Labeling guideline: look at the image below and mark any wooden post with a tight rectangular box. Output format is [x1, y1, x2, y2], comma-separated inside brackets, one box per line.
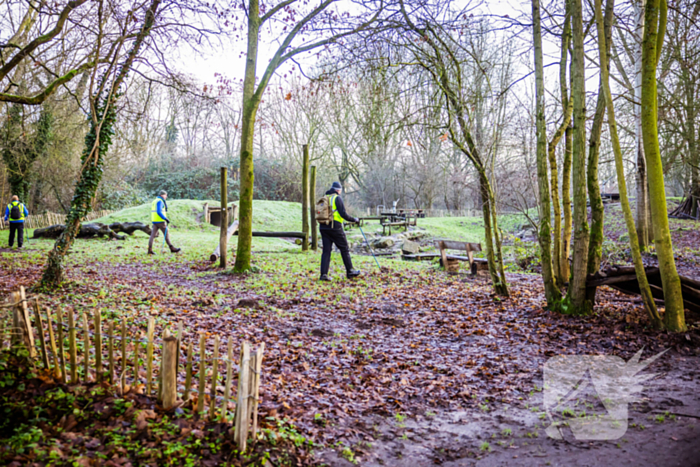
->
[197, 333, 206, 414]
[68, 311, 77, 383]
[94, 311, 102, 382]
[234, 342, 251, 450]
[32, 299, 50, 369]
[184, 341, 193, 402]
[223, 340, 234, 422]
[310, 165, 318, 251]
[18, 287, 36, 357]
[133, 338, 140, 389]
[301, 144, 310, 251]
[249, 343, 265, 440]
[46, 307, 60, 378]
[210, 220, 239, 262]
[146, 317, 155, 395]
[121, 318, 127, 392]
[57, 308, 67, 383]
[208, 335, 220, 421]
[82, 313, 90, 382]
[161, 335, 178, 410]
[108, 320, 115, 384]
[220, 167, 228, 268]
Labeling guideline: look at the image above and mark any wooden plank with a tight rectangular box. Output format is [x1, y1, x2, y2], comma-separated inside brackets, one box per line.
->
[208, 335, 220, 421]
[121, 318, 127, 392]
[234, 342, 251, 451]
[438, 241, 449, 269]
[33, 299, 50, 369]
[18, 287, 36, 357]
[133, 337, 140, 389]
[434, 240, 482, 252]
[250, 343, 265, 440]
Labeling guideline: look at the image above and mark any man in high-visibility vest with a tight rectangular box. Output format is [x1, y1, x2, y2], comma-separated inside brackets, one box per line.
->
[4, 195, 29, 249]
[319, 182, 361, 281]
[148, 190, 181, 255]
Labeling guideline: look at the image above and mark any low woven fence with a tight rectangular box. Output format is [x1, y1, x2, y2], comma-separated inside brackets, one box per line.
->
[0, 210, 113, 231]
[2, 286, 264, 451]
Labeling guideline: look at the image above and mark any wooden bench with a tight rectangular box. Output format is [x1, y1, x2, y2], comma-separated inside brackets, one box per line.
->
[435, 240, 487, 275]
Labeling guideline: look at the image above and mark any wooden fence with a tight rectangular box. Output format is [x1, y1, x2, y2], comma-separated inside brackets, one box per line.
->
[2, 287, 264, 451]
[0, 210, 113, 231]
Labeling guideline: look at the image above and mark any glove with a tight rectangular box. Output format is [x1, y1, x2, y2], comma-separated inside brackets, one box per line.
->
[354, 217, 360, 224]
[166, 219, 170, 225]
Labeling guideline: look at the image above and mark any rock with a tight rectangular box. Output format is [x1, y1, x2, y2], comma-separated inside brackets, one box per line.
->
[237, 298, 259, 309]
[407, 231, 429, 241]
[402, 239, 420, 255]
[373, 237, 395, 249]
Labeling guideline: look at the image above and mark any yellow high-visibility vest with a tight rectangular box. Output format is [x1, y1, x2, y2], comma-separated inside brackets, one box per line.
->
[151, 197, 166, 223]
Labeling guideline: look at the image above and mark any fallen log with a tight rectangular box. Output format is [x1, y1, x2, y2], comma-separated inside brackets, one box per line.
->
[587, 266, 700, 314]
[234, 231, 306, 239]
[108, 222, 152, 236]
[32, 223, 128, 240]
[210, 221, 239, 262]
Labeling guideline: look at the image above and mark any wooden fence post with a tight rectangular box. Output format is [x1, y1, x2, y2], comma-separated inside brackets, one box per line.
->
[184, 341, 193, 402]
[197, 333, 206, 414]
[222, 340, 233, 422]
[220, 167, 228, 268]
[310, 165, 318, 251]
[249, 343, 265, 440]
[121, 318, 127, 392]
[234, 342, 251, 451]
[94, 311, 102, 382]
[68, 311, 77, 383]
[82, 313, 90, 382]
[161, 335, 178, 410]
[32, 299, 49, 368]
[108, 320, 115, 384]
[133, 338, 140, 389]
[301, 144, 310, 251]
[46, 307, 60, 378]
[15, 288, 36, 357]
[146, 317, 155, 395]
[208, 335, 220, 421]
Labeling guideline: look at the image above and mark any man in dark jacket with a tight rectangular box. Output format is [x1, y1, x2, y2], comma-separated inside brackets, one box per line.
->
[319, 182, 361, 281]
[4, 195, 29, 249]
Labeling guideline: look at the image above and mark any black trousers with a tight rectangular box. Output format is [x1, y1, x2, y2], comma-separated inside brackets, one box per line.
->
[320, 227, 354, 276]
[9, 222, 24, 247]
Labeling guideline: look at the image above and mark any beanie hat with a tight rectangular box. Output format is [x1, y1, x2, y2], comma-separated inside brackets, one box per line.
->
[331, 181, 342, 191]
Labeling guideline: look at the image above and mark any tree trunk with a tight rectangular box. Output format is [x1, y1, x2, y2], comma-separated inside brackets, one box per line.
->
[635, 0, 651, 250]
[641, 0, 686, 331]
[593, 0, 663, 329]
[40, 0, 162, 287]
[532, 0, 561, 306]
[233, 0, 261, 273]
[310, 165, 318, 250]
[565, 0, 592, 314]
[301, 144, 309, 251]
[219, 167, 228, 268]
[587, 0, 614, 302]
[479, 172, 509, 296]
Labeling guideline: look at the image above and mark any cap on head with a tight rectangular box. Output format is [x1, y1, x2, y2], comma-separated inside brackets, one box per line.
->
[11, 195, 19, 201]
[331, 181, 342, 192]
[159, 190, 167, 197]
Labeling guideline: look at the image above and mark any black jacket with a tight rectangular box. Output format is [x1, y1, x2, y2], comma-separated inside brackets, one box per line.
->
[320, 189, 357, 230]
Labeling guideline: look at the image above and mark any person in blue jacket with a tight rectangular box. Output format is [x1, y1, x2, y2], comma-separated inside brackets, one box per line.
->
[148, 190, 181, 254]
[4, 195, 29, 249]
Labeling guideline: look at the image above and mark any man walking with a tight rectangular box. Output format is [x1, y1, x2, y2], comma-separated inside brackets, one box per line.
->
[4, 195, 29, 249]
[148, 190, 181, 255]
[319, 182, 361, 281]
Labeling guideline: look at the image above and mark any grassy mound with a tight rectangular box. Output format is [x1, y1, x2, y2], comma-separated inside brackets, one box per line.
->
[93, 199, 305, 232]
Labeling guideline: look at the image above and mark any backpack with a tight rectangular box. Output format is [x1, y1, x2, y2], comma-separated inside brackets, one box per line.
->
[315, 195, 336, 225]
[9, 203, 21, 220]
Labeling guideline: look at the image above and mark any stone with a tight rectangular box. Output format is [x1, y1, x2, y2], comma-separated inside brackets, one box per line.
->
[373, 237, 395, 249]
[402, 239, 420, 255]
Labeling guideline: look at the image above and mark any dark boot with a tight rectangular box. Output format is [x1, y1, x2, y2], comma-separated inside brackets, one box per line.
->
[170, 246, 181, 253]
[147, 249, 155, 255]
[319, 275, 332, 282]
[347, 269, 361, 279]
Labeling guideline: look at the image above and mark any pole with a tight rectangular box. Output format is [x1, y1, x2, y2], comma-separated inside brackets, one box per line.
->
[220, 167, 228, 268]
[301, 144, 310, 251]
[310, 165, 318, 250]
[358, 225, 381, 269]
